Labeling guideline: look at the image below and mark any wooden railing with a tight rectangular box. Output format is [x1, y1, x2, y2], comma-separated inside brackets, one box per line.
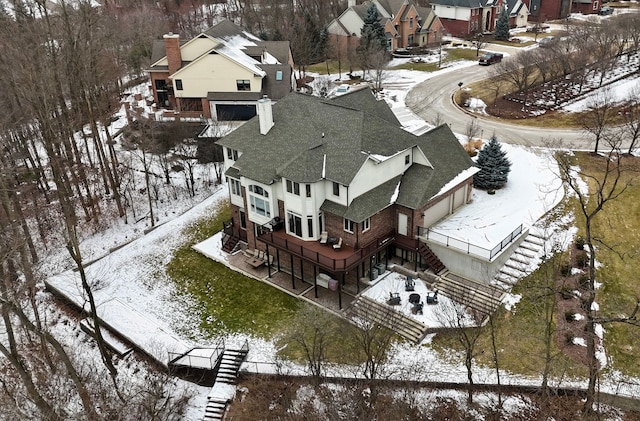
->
[258, 230, 396, 272]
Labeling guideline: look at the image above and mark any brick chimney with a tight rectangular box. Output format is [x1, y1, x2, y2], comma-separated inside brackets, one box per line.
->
[163, 33, 182, 75]
[257, 96, 274, 135]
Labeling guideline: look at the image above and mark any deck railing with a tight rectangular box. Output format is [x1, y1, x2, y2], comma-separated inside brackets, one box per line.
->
[258, 229, 395, 272]
[167, 338, 225, 370]
[417, 224, 524, 261]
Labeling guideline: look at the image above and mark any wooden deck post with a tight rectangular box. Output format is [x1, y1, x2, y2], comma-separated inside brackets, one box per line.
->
[276, 248, 281, 271]
[266, 245, 272, 278]
[356, 266, 360, 293]
[339, 273, 344, 309]
[290, 254, 295, 289]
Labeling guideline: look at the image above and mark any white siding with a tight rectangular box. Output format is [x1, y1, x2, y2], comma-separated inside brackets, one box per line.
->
[171, 54, 263, 98]
[433, 4, 471, 21]
[423, 198, 450, 227]
[349, 152, 408, 203]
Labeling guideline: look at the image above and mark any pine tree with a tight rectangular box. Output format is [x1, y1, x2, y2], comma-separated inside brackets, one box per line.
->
[360, 4, 387, 52]
[473, 136, 511, 190]
[494, 9, 510, 41]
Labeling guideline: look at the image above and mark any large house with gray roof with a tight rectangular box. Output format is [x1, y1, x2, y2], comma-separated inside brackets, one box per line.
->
[217, 88, 483, 307]
[147, 20, 295, 121]
[431, 0, 528, 37]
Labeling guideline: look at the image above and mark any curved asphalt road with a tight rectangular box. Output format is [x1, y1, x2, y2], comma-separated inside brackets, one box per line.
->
[404, 49, 594, 150]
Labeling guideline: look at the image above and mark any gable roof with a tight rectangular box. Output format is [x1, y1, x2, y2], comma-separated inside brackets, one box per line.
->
[149, 20, 290, 79]
[431, 0, 485, 7]
[218, 89, 476, 221]
[218, 89, 417, 186]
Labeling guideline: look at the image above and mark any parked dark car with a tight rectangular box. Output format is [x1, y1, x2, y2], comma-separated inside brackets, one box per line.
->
[598, 5, 613, 15]
[478, 52, 504, 65]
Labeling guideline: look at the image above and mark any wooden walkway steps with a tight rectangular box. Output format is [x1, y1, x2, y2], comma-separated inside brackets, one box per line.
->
[346, 296, 428, 344]
[418, 242, 446, 274]
[435, 273, 506, 316]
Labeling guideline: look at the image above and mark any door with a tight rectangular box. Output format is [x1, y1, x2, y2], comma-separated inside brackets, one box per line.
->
[398, 213, 408, 236]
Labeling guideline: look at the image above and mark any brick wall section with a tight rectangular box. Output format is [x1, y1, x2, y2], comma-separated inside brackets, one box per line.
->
[359, 207, 395, 247]
[163, 34, 182, 75]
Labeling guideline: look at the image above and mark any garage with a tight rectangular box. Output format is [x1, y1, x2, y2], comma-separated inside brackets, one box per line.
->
[215, 104, 257, 121]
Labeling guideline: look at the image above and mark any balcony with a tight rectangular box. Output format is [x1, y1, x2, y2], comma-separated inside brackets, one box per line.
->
[257, 229, 397, 273]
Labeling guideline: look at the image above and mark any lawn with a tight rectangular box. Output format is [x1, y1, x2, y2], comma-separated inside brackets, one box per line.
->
[166, 200, 302, 340]
[572, 152, 640, 377]
[165, 200, 374, 364]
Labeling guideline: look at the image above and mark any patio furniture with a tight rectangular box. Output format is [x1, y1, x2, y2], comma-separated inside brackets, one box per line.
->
[412, 302, 424, 315]
[408, 293, 421, 304]
[405, 277, 415, 291]
[319, 231, 328, 245]
[426, 289, 439, 304]
[332, 237, 343, 250]
[387, 292, 401, 306]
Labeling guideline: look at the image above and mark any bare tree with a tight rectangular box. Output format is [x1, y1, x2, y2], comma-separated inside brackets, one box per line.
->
[555, 137, 639, 415]
[578, 87, 616, 154]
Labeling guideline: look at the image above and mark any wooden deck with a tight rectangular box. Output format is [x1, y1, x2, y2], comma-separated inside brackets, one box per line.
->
[258, 229, 395, 273]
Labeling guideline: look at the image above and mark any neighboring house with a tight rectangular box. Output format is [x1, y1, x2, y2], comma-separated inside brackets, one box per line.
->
[217, 88, 515, 308]
[525, 0, 596, 22]
[327, 0, 445, 55]
[430, 0, 526, 38]
[147, 19, 295, 121]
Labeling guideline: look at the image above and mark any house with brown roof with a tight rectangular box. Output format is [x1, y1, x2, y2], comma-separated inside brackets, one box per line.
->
[147, 20, 295, 121]
[215, 88, 532, 310]
[327, 0, 445, 55]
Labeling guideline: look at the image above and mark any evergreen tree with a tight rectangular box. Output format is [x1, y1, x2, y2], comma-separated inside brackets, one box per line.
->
[494, 9, 510, 41]
[360, 4, 387, 52]
[473, 136, 511, 190]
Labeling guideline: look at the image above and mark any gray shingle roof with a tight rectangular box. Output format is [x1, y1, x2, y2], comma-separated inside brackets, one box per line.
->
[321, 175, 403, 222]
[218, 89, 475, 220]
[432, 0, 484, 7]
[218, 89, 417, 185]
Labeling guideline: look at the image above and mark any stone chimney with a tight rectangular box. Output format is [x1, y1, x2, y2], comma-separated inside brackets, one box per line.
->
[163, 33, 182, 75]
[257, 96, 274, 135]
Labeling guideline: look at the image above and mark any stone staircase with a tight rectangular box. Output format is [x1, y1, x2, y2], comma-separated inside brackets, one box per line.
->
[435, 272, 507, 316]
[203, 345, 249, 421]
[347, 296, 428, 344]
[494, 231, 546, 287]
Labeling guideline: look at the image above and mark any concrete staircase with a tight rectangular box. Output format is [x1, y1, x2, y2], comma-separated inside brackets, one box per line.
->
[347, 296, 428, 344]
[494, 231, 546, 287]
[202, 346, 249, 421]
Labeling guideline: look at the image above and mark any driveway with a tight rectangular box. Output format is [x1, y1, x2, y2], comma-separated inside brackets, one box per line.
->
[404, 48, 626, 150]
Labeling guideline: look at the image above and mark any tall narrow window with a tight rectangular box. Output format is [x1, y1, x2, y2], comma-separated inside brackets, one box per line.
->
[287, 212, 303, 237]
[229, 178, 241, 196]
[286, 180, 300, 195]
[175, 79, 183, 90]
[306, 184, 311, 198]
[363, 218, 371, 232]
[343, 218, 355, 233]
[275, 70, 283, 81]
[239, 209, 246, 229]
[333, 182, 340, 197]
[307, 216, 314, 238]
[226, 148, 238, 160]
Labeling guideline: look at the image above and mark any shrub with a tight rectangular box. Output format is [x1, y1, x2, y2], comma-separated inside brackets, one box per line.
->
[560, 264, 571, 277]
[565, 333, 575, 345]
[575, 236, 585, 250]
[565, 309, 577, 322]
[578, 274, 590, 290]
[575, 251, 588, 268]
[560, 287, 574, 300]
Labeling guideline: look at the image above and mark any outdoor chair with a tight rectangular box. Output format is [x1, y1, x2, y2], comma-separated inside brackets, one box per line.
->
[412, 302, 424, 315]
[426, 289, 439, 305]
[405, 276, 415, 291]
[332, 237, 343, 250]
[319, 231, 328, 245]
[387, 292, 401, 306]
